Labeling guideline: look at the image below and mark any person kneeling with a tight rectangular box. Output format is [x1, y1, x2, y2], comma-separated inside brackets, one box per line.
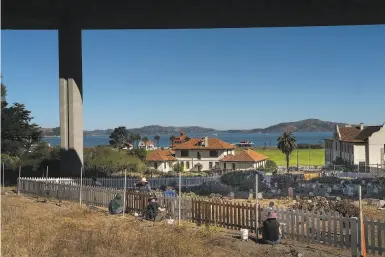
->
[261, 212, 282, 245]
[145, 196, 166, 222]
[109, 194, 124, 215]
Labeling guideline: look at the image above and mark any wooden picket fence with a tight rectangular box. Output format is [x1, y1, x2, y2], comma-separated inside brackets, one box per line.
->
[17, 179, 385, 256]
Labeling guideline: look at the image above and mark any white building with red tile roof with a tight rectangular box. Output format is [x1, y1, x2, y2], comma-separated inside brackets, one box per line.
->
[146, 149, 177, 172]
[220, 149, 268, 171]
[138, 140, 155, 150]
[146, 137, 270, 173]
[324, 123, 385, 169]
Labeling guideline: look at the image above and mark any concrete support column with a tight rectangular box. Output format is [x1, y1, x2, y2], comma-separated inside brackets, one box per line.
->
[58, 24, 83, 175]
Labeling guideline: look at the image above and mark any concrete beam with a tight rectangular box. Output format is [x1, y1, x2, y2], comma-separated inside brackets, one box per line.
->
[58, 24, 83, 175]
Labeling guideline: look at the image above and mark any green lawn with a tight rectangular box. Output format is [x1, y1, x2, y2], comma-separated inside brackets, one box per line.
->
[245, 148, 325, 166]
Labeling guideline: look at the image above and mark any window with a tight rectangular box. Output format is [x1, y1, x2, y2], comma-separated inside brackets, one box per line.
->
[197, 152, 201, 160]
[164, 162, 166, 168]
[215, 162, 219, 168]
[209, 150, 218, 157]
[181, 150, 189, 157]
[154, 162, 158, 169]
[232, 163, 236, 170]
[180, 161, 184, 167]
[209, 162, 213, 169]
[224, 163, 227, 169]
[186, 161, 190, 169]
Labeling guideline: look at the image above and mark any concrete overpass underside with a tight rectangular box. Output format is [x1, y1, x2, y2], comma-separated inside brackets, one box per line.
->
[3, 0, 385, 175]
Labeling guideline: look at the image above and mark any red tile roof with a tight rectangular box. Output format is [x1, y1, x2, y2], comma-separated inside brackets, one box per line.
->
[173, 137, 235, 150]
[338, 126, 364, 142]
[146, 149, 176, 161]
[221, 149, 268, 162]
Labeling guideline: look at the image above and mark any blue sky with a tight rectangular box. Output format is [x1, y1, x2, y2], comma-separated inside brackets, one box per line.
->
[1, 25, 385, 130]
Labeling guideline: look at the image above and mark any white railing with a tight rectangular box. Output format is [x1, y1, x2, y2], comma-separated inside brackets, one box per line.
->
[20, 175, 221, 189]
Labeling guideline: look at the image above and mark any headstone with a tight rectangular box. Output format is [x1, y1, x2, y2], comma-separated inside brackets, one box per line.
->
[379, 200, 385, 208]
[336, 196, 341, 201]
[296, 195, 301, 201]
[373, 186, 379, 194]
[288, 187, 294, 198]
[326, 187, 332, 193]
[228, 192, 235, 199]
[277, 189, 281, 195]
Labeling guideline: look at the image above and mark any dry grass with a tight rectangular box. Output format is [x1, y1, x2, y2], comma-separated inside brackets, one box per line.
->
[2, 193, 374, 257]
[1, 194, 254, 257]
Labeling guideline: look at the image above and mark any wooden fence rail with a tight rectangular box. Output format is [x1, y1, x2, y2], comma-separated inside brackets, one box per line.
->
[17, 179, 385, 256]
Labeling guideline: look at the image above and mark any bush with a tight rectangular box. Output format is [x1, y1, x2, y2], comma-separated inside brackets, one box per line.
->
[271, 174, 298, 191]
[221, 171, 268, 192]
[189, 181, 233, 196]
[263, 160, 278, 173]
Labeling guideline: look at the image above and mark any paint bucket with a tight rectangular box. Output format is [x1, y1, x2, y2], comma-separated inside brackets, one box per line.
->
[240, 229, 249, 241]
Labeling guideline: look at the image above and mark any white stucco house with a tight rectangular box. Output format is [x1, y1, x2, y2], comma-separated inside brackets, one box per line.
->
[146, 136, 268, 172]
[146, 149, 177, 172]
[138, 140, 155, 150]
[220, 148, 268, 171]
[324, 123, 385, 169]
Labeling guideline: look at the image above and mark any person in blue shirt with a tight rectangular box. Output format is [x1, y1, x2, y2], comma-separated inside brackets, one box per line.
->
[164, 186, 178, 197]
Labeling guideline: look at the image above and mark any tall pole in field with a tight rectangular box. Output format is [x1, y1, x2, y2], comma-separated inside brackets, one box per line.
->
[296, 147, 299, 171]
[308, 146, 311, 171]
[46, 166, 49, 179]
[178, 171, 182, 226]
[255, 173, 259, 239]
[123, 169, 127, 217]
[359, 185, 367, 257]
[80, 167, 83, 206]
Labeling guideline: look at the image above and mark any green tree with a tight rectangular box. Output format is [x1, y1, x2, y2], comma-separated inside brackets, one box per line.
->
[142, 136, 149, 148]
[130, 148, 147, 162]
[129, 134, 136, 148]
[170, 135, 176, 148]
[173, 162, 184, 173]
[135, 134, 141, 148]
[185, 136, 191, 142]
[154, 135, 160, 148]
[1, 86, 43, 156]
[264, 160, 278, 173]
[109, 126, 129, 149]
[277, 131, 297, 173]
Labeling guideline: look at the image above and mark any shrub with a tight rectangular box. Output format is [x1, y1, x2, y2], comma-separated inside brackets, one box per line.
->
[263, 160, 278, 173]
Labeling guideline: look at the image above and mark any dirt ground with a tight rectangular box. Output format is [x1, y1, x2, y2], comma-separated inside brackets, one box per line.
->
[1, 189, 375, 257]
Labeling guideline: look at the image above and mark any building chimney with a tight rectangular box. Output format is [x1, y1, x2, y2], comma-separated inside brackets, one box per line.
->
[204, 136, 209, 147]
[360, 123, 364, 130]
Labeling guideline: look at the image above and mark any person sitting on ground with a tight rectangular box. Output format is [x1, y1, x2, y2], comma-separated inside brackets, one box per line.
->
[108, 194, 124, 215]
[164, 186, 178, 197]
[135, 177, 152, 193]
[145, 196, 166, 221]
[261, 211, 282, 245]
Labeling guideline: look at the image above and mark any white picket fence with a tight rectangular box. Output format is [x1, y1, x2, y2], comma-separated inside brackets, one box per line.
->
[21, 176, 221, 189]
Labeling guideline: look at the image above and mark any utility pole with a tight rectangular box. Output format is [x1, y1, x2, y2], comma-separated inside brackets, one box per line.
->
[308, 145, 311, 171]
[296, 147, 299, 171]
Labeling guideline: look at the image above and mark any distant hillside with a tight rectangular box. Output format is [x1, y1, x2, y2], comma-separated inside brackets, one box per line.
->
[226, 119, 347, 133]
[42, 125, 216, 136]
[42, 119, 346, 136]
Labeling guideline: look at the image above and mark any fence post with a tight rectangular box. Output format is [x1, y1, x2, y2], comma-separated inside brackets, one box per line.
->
[17, 166, 22, 195]
[351, 217, 359, 257]
[2, 162, 4, 188]
[80, 167, 83, 206]
[179, 171, 181, 226]
[123, 169, 127, 216]
[255, 173, 259, 238]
